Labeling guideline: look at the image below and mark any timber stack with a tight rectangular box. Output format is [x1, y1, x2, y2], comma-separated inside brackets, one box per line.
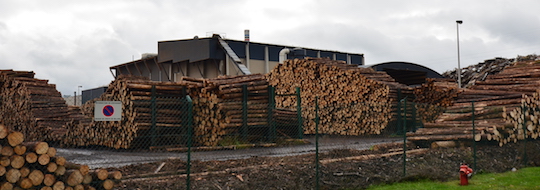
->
[502, 91, 540, 145]
[181, 74, 270, 146]
[0, 123, 121, 190]
[266, 57, 392, 135]
[62, 75, 190, 149]
[0, 70, 69, 143]
[407, 55, 540, 146]
[413, 78, 459, 123]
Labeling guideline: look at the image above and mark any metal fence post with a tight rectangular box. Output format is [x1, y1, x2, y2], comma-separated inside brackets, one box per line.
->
[296, 87, 303, 139]
[401, 98, 407, 177]
[522, 105, 528, 166]
[150, 85, 157, 147]
[186, 95, 193, 190]
[242, 85, 248, 142]
[268, 86, 276, 142]
[472, 101, 477, 171]
[315, 96, 320, 190]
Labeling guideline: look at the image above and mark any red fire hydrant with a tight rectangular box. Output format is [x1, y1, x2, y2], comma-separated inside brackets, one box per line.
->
[459, 163, 473, 186]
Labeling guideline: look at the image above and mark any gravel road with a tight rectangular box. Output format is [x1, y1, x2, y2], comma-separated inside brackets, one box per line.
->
[57, 136, 401, 169]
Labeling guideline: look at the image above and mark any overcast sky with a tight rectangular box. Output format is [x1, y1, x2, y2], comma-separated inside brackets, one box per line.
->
[1, 0, 540, 96]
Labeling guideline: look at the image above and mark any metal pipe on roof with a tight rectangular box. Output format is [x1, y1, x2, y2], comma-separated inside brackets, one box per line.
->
[279, 48, 290, 64]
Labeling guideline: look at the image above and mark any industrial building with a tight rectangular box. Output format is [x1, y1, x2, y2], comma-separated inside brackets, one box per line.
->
[109, 33, 365, 81]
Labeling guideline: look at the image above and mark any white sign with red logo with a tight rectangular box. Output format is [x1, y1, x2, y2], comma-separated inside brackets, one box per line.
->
[94, 101, 122, 121]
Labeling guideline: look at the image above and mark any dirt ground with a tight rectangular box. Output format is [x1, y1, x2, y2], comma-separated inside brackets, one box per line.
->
[115, 139, 540, 190]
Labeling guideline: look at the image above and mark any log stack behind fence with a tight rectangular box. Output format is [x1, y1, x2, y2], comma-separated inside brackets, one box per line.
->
[266, 58, 392, 135]
[62, 75, 190, 149]
[181, 74, 271, 146]
[0, 70, 70, 143]
[408, 56, 540, 146]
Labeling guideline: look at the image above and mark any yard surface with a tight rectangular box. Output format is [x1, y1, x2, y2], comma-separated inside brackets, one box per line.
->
[115, 139, 540, 189]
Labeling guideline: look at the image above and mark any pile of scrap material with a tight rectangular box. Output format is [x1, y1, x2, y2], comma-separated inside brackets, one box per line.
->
[266, 57, 392, 135]
[442, 57, 515, 88]
[62, 75, 190, 149]
[0, 123, 122, 190]
[407, 55, 540, 146]
[0, 70, 69, 142]
[180, 74, 271, 146]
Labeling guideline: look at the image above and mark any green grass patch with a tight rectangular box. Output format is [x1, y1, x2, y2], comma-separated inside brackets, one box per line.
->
[367, 167, 540, 190]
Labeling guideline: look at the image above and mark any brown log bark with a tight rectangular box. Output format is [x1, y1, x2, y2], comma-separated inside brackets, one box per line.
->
[0, 182, 12, 190]
[6, 168, 21, 183]
[25, 152, 38, 164]
[43, 173, 56, 187]
[102, 179, 115, 190]
[13, 145, 26, 155]
[52, 181, 65, 190]
[18, 177, 33, 189]
[7, 131, 24, 147]
[38, 154, 50, 166]
[64, 170, 84, 187]
[28, 169, 45, 186]
[10, 155, 25, 169]
[91, 169, 109, 181]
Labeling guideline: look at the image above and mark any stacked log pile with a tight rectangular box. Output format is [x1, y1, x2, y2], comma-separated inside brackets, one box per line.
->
[0, 123, 121, 190]
[408, 56, 540, 146]
[502, 91, 540, 144]
[62, 75, 190, 149]
[413, 78, 459, 123]
[181, 74, 270, 146]
[0, 70, 70, 142]
[266, 58, 392, 135]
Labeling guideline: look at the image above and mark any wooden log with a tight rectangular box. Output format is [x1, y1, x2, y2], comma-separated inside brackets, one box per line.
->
[64, 170, 84, 187]
[6, 168, 21, 183]
[0, 182, 12, 190]
[13, 145, 26, 155]
[7, 131, 24, 147]
[19, 167, 30, 178]
[28, 169, 44, 186]
[25, 152, 38, 164]
[108, 171, 122, 180]
[431, 141, 457, 149]
[91, 169, 108, 181]
[38, 154, 50, 166]
[0, 165, 5, 176]
[23, 142, 49, 155]
[54, 165, 66, 176]
[1, 146, 13, 157]
[51, 156, 66, 166]
[18, 177, 33, 189]
[47, 162, 58, 173]
[43, 173, 56, 187]
[52, 181, 65, 190]
[0, 124, 8, 139]
[65, 163, 89, 176]
[101, 179, 114, 190]
[10, 155, 25, 169]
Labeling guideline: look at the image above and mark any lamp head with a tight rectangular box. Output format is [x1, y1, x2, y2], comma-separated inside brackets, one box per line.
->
[456, 20, 463, 24]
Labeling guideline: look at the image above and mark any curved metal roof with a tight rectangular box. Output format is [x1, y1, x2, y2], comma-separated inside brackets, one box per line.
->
[367, 61, 443, 86]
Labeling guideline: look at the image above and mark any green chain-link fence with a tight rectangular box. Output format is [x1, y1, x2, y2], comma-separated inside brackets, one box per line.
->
[23, 86, 536, 189]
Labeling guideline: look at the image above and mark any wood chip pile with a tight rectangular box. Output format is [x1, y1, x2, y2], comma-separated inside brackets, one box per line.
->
[0, 70, 69, 143]
[266, 58, 392, 135]
[0, 123, 121, 190]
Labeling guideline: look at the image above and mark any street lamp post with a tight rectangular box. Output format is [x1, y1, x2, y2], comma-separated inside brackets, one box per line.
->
[456, 20, 463, 88]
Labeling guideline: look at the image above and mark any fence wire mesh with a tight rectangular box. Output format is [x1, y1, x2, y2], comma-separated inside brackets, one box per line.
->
[7, 86, 537, 189]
